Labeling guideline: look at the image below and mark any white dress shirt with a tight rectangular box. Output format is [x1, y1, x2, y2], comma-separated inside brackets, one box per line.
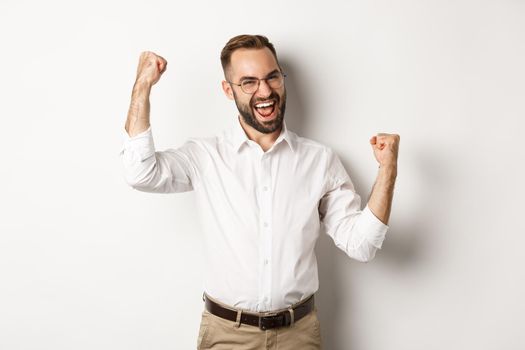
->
[119, 116, 389, 312]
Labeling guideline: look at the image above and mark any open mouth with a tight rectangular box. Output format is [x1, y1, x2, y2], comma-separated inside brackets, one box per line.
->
[253, 100, 277, 119]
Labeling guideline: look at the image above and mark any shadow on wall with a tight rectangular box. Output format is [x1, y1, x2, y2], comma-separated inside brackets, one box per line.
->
[280, 57, 425, 350]
[315, 221, 423, 350]
[279, 59, 313, 137]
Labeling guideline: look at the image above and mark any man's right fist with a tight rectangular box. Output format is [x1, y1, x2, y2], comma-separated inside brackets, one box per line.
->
[135, 51, 167, 87]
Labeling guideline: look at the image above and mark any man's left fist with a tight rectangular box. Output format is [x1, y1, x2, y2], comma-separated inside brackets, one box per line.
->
[370, 133, 400, 168]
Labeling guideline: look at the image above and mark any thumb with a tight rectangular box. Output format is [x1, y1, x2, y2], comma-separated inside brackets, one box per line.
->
[158, 61, 166, 73]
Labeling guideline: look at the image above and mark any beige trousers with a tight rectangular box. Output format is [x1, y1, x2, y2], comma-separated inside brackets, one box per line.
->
[196, 303, 322, 349]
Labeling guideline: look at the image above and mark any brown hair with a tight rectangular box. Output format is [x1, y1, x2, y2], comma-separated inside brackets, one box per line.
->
[220, 34, 280, 78]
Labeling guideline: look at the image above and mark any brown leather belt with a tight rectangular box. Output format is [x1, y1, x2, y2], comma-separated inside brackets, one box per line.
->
[203, 293, 315, 330]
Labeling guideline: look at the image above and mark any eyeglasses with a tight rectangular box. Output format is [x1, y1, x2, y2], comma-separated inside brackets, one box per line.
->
[227, 71, 287, 94]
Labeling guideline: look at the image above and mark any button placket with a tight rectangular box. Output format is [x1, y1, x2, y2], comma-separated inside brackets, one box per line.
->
[258, 154, 273, 310]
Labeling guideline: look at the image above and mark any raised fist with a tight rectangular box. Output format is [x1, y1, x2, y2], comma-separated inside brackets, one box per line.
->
[370, 133, 400, 168]
[135, 51, 168, 87]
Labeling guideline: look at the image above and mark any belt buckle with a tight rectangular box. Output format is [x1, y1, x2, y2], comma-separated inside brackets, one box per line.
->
[258, 312, 284, 330]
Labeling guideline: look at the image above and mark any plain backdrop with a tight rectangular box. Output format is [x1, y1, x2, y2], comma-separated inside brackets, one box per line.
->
[1, 0, 524, 349]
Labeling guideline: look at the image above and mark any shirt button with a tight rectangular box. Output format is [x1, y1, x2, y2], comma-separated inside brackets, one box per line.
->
[263, 186, 268, 191]
[264, 259, 268, 265]
[263, 222, 269, 228]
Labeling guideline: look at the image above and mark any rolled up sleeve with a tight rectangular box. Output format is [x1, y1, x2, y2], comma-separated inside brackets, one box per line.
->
[318, 149, 389, 262]
[118, 126, 199, 193]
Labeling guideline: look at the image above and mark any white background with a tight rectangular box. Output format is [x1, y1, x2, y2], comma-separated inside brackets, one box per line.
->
[1, 0, 524, 349]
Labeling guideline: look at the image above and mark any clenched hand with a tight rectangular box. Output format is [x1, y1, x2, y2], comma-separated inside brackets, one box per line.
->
[135, 51, 168, 87]
[370, 133, 400, 168]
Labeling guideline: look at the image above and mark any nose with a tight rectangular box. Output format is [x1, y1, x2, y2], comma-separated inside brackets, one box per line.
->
[255, 79, 272, 97]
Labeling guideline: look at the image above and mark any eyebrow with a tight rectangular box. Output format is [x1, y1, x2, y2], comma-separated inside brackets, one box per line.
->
[239, 69, 280, 81]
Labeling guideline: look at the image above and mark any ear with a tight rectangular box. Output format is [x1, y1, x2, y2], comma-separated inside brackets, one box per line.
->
[222, 80, 234, 100]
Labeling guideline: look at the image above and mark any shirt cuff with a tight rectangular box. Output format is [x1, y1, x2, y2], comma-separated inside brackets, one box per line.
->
[357, 204, 389, 249]
[118, 126, 155, 161]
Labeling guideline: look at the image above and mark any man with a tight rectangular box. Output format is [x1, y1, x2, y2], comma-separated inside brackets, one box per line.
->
[120, 34, 399, 349]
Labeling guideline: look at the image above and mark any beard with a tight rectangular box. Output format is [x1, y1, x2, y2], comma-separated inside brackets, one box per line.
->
[232, 89, 287, 134]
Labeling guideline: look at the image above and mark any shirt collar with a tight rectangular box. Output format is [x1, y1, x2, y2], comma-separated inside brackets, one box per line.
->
[230, 115, 296, 154]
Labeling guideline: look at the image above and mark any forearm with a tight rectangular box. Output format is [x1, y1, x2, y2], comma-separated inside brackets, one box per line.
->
[125, 80, 152, 137]
[367, 165, 397, 225]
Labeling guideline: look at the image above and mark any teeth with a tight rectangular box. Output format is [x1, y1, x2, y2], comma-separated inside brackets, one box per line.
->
[255, 101, 275, 108]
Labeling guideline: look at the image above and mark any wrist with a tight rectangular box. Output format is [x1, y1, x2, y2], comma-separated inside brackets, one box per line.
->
[378, 163, 397, 177]
[133, 79, 153, 93]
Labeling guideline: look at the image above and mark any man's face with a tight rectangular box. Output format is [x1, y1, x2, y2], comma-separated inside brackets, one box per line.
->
[222, 48, 287, 134]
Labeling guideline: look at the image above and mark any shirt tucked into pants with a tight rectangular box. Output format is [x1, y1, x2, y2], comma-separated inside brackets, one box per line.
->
[197, 294, 322, 350]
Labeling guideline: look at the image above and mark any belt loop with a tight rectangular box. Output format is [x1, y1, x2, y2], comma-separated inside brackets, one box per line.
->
[234, 309, 242, 328]
[288, 308, 295, 327]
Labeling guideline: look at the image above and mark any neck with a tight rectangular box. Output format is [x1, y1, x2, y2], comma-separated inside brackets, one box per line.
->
[238, 115, 282, 152]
